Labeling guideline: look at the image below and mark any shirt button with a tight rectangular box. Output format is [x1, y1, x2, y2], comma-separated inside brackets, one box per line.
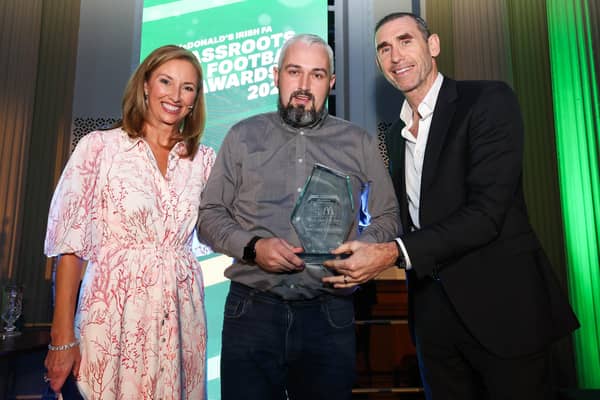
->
[298, 158, 303, 163]
[162, 337, 166, 343]
[297, 187, 302, 193]
[300, 131, 305, 135]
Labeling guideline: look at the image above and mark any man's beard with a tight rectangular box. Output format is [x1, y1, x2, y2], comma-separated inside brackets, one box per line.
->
[278, 89, 327, 128]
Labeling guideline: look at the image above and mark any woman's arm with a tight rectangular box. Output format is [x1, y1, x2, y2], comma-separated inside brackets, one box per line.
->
[45, 253, 84, 393]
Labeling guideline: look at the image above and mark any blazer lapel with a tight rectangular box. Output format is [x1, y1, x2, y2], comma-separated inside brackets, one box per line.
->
[421, 78, 458, 195]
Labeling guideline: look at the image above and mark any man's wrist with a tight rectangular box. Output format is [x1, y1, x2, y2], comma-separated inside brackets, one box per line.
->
[242, 236, 262, 262]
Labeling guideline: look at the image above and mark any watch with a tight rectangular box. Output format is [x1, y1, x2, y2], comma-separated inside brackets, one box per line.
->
[242, 236, 262, 263]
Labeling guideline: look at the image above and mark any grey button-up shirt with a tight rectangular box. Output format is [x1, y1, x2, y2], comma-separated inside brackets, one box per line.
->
[197, 111, 400, 299]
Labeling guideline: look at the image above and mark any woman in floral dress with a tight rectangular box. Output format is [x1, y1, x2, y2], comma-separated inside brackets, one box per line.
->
[44, 45, 215, 399]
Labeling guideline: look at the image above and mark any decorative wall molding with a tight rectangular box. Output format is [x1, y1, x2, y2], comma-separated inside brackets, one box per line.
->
[71, 117, 120, 152]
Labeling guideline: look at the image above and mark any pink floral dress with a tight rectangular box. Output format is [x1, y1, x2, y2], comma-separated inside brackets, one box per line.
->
[45, 128, 215, 399]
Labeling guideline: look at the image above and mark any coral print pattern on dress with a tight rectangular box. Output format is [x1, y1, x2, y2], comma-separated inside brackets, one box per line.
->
[45, 128, 215, 399]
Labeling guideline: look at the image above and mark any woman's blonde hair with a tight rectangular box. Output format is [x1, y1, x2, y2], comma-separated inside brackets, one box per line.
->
[119, 45, 206, 158]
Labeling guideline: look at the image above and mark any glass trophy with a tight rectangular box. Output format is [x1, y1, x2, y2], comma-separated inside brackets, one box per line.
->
[1, 284, 23, 338]
[291, 163, 354, 264]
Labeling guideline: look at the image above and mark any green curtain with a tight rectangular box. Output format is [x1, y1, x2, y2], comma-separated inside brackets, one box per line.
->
[546, 0, 600, 388]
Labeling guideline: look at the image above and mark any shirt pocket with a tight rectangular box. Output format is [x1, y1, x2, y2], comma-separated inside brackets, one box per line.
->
[238, 151, 289, 209]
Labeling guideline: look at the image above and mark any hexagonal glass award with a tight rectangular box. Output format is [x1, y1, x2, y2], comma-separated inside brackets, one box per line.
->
[291, 163, 354, 264]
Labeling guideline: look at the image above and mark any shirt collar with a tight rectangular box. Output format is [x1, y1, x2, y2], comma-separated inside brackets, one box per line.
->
[400, 73, 444, 126]
[119, 128, 143, 152]
[119, 128, 186, 156]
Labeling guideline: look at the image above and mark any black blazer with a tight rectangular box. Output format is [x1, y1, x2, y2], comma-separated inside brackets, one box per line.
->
[385, 77, 579, 358]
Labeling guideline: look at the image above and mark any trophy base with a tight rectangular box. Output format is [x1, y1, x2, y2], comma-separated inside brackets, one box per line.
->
[1, 330, 21, 339]
[298, 252, 350, 264]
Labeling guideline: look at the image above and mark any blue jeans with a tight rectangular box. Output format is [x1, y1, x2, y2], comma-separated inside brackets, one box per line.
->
[221, 282, 356, 400]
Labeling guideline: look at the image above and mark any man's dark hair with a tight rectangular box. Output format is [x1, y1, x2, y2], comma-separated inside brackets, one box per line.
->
[374, 12, 431, 40]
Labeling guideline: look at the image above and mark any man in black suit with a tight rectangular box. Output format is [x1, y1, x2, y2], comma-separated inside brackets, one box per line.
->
[323, 12, 579, 400]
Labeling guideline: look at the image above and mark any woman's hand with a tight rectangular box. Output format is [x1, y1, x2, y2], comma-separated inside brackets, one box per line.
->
[44, 345, 81, 393]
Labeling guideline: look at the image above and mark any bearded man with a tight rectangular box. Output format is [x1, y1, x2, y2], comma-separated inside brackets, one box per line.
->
[197, 33, 399, 400]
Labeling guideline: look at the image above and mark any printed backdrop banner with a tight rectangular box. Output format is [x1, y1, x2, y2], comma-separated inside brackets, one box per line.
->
[142, 0, 327, 153]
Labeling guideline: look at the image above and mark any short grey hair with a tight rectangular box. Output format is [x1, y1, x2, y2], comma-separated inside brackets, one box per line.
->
[375, 12, 430, 40]
[277, 33, 335, 75]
